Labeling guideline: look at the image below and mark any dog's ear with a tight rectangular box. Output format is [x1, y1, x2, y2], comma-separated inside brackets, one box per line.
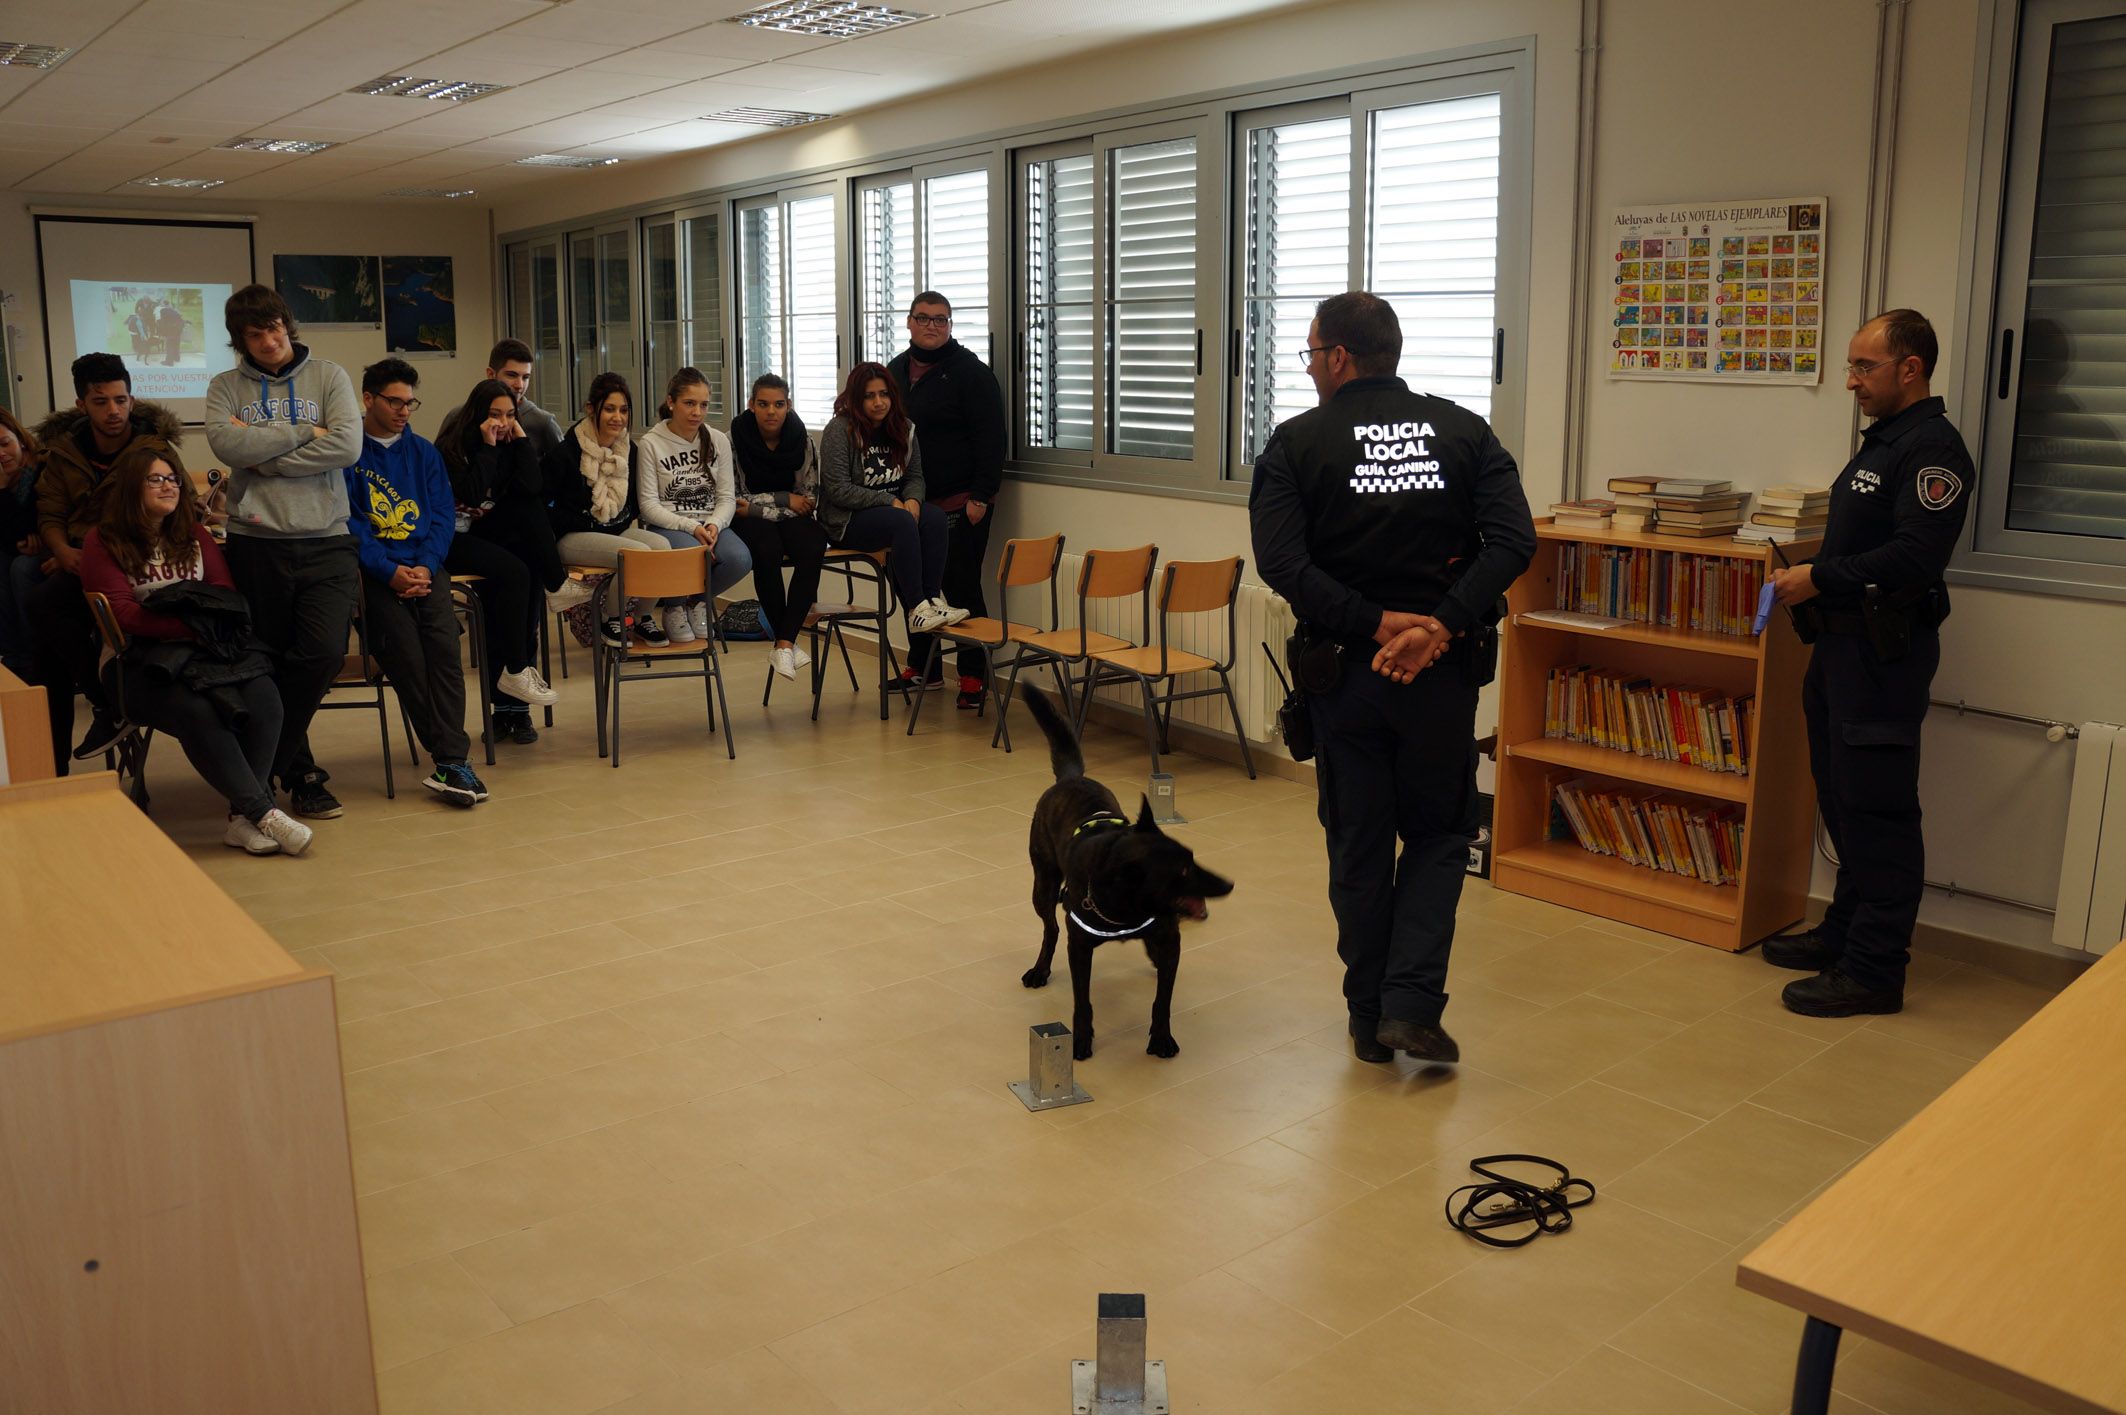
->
[1135, 795, 1158, 830]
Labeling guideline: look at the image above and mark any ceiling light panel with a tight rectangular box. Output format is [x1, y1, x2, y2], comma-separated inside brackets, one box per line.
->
[699, 106, 833, 127]
[0, 42, 70, 68]
[349, 75, 510, 102]
[128, 176, 225, 189]
[727, 1, 931, 39]
[217, 137, 339, 154]
[515, 153, 622, 168]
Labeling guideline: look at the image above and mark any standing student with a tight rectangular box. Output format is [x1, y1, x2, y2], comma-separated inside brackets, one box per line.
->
[436, 338, 565, 464]
[342, 358, 488, 807]
[635, 367, 753, 644]
[78, 442, 309, 855]
[1765, 310, 1972, 1017]
[31, 352, 188, 770]
[542, 373, 673, 647]
[1, 407, 46, 679]
[816, 362, 967, 639]
[205, 285, 363, 820]
[887, 291, 1007, 707]
[728, 373, 825, 681]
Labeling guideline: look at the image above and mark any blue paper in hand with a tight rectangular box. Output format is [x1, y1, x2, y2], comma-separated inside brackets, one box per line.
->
[1753, 580, 1777, 635]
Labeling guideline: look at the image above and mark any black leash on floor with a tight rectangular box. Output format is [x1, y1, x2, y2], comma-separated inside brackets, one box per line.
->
[1444, 1154, 1596, 1248]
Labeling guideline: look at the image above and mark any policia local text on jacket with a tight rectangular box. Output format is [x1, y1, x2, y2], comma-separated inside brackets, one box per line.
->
[1251, 374, 1536, 1050]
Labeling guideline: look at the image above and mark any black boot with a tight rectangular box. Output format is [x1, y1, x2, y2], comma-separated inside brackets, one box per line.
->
[1781, 970, 1903, 1018]
[1761, 927, 1842, 972]
[1375, 1017, 1460, 1063]
[1349, 1018, 1393, 1063]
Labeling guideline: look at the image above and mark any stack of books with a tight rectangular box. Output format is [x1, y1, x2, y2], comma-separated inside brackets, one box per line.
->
[1735, 484, 1831, 544]
[1604, 475, 1661, 532]
[1650, 478, 1748, 538]
[1549, 776, 1744, 885]
[1543, 666, 1754, 775]
[1550, 498, 1615, 529]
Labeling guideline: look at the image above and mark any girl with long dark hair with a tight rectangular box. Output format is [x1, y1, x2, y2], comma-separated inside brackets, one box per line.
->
[816, 362, 966, 639]
[542, 372, 676, 647]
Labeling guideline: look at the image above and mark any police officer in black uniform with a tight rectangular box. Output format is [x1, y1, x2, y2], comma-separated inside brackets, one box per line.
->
[1250, 292, 1536, 1064]
[1766, 308, 1971, 1017]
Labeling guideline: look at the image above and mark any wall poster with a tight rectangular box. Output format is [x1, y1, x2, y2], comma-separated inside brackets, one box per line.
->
[1607, 197, 1826, 385]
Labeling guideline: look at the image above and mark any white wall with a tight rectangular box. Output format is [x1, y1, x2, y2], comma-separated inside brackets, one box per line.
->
[0, 195, 495, 443]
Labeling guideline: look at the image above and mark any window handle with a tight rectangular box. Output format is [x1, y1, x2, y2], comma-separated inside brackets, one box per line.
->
[1195, 329, 1204, 378]
[1230, 327, 1241, 372]
[1996, 328, 2015, 400]
[1494, 329, 1506, 386]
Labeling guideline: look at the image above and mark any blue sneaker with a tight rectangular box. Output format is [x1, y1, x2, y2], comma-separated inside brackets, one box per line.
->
[423, 759, 488, 807]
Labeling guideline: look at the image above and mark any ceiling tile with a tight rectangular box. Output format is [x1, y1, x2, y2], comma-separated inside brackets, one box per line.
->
[505, 4, 702, 49]
[578, 46, 754, 80]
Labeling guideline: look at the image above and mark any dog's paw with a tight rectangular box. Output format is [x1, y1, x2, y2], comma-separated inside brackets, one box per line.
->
[1147, 1033, 1180, 1059]
[1073, 1031, 1094, 1060]
[1020, 967, 1050, 989]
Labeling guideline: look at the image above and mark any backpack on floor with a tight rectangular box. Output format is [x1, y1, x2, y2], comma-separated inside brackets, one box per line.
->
[715, 599, 773, 640]
[561, 573, 614, 649]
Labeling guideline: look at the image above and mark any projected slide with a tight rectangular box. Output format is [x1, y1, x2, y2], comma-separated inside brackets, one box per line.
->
[69, 281, 236, 404]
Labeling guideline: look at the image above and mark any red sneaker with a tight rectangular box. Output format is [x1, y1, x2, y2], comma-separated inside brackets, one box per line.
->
[956, 675, 987, 711]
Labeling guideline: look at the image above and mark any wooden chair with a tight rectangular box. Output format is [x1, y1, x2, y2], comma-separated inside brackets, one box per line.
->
[82, 592, 154, 809]
[1004, 545, 1156, 744]
[1079, 556, 1257, 781]
[595, 545, 733, 764]
[904, 532, 1065, 751]
[762, 547, 902, 722]
[317, 595, 399, 798]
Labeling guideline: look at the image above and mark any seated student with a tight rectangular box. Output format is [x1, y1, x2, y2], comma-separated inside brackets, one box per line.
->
[77, 442, 308, 856]
[634, 367, 754, 645]
[728, 373, 825, 681]
[438, 338, 565, 464]
[31, 352, 188, 770]
[816, 362, 968, 639]
[542, 372, 674, 647]
[440, 378, 584, 744]
[342, 358, 489, 808]
[0, 407, 43, 679]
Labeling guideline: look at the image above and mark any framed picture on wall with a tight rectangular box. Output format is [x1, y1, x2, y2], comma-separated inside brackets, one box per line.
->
[272, 255, 381, 330]
[382, 256, 456, 357]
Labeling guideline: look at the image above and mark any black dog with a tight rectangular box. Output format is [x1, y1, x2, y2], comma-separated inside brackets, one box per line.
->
[1019, 689, 1233, 1059]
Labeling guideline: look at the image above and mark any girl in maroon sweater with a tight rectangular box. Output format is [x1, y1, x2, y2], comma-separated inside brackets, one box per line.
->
[79, 442, 310, 856]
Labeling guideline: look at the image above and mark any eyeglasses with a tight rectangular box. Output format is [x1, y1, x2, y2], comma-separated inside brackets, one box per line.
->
[1844, 358, 1892, 378]
[1297, 342, 1342, 368]
[143, 473, 181, 487]
[376, 394, 422, 413]
[908, 313, 952, 327]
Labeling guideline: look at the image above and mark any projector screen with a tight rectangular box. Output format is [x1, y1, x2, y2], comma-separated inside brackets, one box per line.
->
[36, 214, 255, 425]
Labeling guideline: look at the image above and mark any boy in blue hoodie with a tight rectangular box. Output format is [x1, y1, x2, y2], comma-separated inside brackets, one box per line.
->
[344, 358, 487, 807]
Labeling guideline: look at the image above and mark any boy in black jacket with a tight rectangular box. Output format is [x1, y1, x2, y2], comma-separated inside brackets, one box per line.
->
[886, 291, 1006, 710]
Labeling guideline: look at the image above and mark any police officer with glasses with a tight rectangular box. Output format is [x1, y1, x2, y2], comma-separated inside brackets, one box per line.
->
[1764, 308, 1971, 1017]
[1250, 292, 1536, 1065]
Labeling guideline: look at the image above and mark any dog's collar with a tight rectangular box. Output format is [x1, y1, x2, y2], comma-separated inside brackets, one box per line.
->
[1074, 813, 1129, 838]
[1064, 814, 1154, 937]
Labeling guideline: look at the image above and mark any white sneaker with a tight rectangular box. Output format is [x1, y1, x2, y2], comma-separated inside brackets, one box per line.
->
[224, 815, 280, 855]
[256, 808, 314, 857]
[910, 597, 972, 633]
[664, 606, 697, 644]
[792, 643, 811, 669]
[547, 578, 593, 614]
[689, 601, 711, 641]
[497, 665, 560, 706]
[771, 645, 797, 680]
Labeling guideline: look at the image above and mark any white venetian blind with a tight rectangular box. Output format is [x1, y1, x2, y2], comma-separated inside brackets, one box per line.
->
[925, 169, 990, 365]
[1025, 152, 1095, 450]
[1109, 136, 1197, 459]
[1367, 91, 1501, 418]
[860, 179, 914, 363]
[682, 212, 724, 419]
[1240, 114, 1352, 460]
[738, 202, 782, 402]
[2008, 12, 2126, 540]
[787, 193, 839, 427]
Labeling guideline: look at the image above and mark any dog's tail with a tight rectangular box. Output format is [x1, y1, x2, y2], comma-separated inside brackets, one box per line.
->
[1022, 688, 1084, 782]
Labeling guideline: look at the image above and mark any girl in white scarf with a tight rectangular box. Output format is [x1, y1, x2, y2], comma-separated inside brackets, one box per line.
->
[543, 373, 677, 647]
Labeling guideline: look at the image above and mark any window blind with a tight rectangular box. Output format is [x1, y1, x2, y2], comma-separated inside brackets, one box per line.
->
[683, 213, 724, 419]
[1240, 115, 1351, 460]
[925, 169, 991, 365]
[738, 203, 783, 401]
[861, 180, 915, 363]
[1025, 153, 1095, 450]
[786, 194, 838, 427]
[1109, 136, 1197, 459]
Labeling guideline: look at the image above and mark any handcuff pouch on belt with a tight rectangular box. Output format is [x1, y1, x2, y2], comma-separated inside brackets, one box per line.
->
[1793, 584, 1942, 663]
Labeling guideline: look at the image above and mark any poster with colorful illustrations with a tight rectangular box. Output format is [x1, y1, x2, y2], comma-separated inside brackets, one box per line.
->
[1607, 197, 1825, 384]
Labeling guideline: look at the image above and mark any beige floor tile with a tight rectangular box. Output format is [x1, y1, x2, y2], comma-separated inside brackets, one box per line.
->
[1115, 1038, 1395, 1158]
[1268, 1061, 1548, 1185]
[334, 967, 446, 1023]
[1834, 1335, 2053, 1414]
[1456, 1080, 1707, 1195]
[1249, 1305, 1548, 1415]
[1456, 925, 1672, 1008]
[1465, 994, 1686, 1096]
[1609, 1228, 1802, 1415]
[1862, 964, 2057, 1061]
[480, 1030, 786, 1145]
[357, 1131, 646, 1274]
[1508, 1343, 1750, 1413]
[591, 1350, 843, 1415]
[351, 1097, 541, 1195]
[1605, 1104, 1870, 1247]
[365, 1255, 514, 1371]
[404, 924, 666, 1000]
[607, 1059, 916, 1185]
[1598, 1015, 1831, 1120]
[338, 988, 554, 1071]
[1749, 1027, 1976, 1142]
[374, 1300, 670, 1415]
[1591, 943, 1795, 1024]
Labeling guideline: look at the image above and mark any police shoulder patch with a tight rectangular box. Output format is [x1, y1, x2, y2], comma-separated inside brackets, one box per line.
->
[1916, 466, 1963, 511]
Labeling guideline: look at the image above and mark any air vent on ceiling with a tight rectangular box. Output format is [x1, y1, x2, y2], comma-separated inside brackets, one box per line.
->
[0, 42, 70, 68]
[349, 75, 509, 102]
[726, 1, 931, 37]
[700, 107, 834, 128]
[515, 154, 622, 168]
[218, 137, 338, 155]
[381, 187, 479, 199]
[128, 176, 225, 190]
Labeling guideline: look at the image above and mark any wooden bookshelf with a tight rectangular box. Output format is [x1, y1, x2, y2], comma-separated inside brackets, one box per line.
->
[1490, 521, 1821, 951]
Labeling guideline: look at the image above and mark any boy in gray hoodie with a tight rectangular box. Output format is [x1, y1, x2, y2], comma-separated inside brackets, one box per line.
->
[205, 285, 364, 819]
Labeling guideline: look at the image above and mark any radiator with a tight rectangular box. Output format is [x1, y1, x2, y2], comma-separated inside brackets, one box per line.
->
[1052, 552, 1294, 745]
[2054, 721, 2126, 955]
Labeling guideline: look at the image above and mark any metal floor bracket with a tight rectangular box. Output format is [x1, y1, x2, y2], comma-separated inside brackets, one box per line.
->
[1010, 1022, 1092, 1111]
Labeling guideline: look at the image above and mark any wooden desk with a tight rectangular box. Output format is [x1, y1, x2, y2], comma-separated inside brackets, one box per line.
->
[1738, 943, 2126, 1414]
[0, 662, 53, 782]
[0, 774, 377, 1414]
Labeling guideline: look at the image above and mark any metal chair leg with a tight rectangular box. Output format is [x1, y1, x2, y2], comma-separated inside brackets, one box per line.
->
[377, 688, 396, 799]
[709, 647, 736, 761]
[1218, 671, 1258, 779]
[537, 603, 555, 726]
[905, 638, 944, 736]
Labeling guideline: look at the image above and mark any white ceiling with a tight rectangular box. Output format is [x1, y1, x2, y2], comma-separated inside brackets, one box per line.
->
[0, 0, 1310, 202]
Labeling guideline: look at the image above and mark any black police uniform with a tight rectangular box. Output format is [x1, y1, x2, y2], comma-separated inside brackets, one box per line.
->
[1250, 376, 1536, 1032]
[1795, 393, 1971, 993]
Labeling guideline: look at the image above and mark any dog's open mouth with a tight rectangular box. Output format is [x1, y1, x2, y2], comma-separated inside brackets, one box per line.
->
[1180, 897, 1209, 921]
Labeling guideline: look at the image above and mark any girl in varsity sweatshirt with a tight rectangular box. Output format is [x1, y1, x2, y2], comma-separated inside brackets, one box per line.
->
[632, 366, 754, 644]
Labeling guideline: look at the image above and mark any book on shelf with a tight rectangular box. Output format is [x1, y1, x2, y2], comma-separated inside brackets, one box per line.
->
[1550, 497, 1615, 528]
[1655, 521, 1746, 538]
[1547, 775, 1745, 885]
[1542, 665, 1753, 774]
[1612, 493, 1660, 510]
[1761, 483, 1831, 501]
[1612, 511, 1652, 532]
[1606, 475, 1662, 494]
[1657, 505, 1749, 525]
[1652, 477, 1734, 497]
[1553, 540, 1767, 635]
[1734, 523, 1809, 544]
[1749, 510, 1828, 528]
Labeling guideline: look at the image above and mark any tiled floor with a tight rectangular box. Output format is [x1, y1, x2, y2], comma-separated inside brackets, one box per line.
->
[161, 647, 2065, 1414]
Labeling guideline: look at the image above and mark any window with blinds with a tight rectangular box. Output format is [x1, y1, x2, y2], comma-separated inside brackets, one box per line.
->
[1238, 114, 1351, 461]
[859, 179, 914, 363]
[737, 202, 782, 402]
[1110, 137, 1198, 459]
[645, 219, 680, 420]
[1024, 152, 1095, 451]
[737, 192, 839, 428]
[925, 169, 990, 365]
[683, 211, 724, 420]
